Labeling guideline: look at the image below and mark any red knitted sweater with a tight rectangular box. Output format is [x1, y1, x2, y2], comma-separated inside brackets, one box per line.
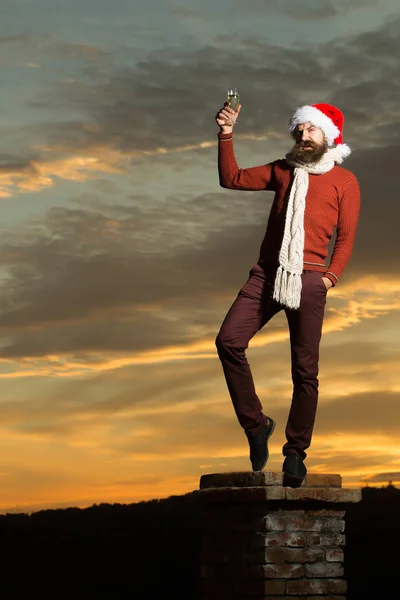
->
[218, 132, 361, 286]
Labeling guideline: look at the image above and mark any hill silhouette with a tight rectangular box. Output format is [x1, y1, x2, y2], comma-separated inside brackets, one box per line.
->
[0, 485, 398, 599]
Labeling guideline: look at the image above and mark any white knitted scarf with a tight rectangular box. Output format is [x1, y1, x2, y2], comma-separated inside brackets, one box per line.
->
[273, 147, 344, 310]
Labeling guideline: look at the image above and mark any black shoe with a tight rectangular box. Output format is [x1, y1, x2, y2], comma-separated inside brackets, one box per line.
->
[282, 453, 307, 487]
[248, 418, 276, 471]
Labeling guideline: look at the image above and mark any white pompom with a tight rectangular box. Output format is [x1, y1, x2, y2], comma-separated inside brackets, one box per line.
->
[336, 143, 351, 159]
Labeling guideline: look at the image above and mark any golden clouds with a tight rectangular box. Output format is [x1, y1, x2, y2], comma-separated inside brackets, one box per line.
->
[0, 274, 399, 378]
[0, 147, 127, 198]
[1, 270, 398, 508]
[0, 134, 270, 199]
[304, 433, 400, 488]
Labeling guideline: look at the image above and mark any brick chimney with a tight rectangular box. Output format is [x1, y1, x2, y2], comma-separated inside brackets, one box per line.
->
[197, 471, 361, 599]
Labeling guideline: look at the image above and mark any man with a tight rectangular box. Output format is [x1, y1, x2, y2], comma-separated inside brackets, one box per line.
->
[214, 102, 360, 484]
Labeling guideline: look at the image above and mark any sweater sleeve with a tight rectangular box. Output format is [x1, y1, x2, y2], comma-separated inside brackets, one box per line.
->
[325, 172, 361, 286]
[218, 132, 276, 191]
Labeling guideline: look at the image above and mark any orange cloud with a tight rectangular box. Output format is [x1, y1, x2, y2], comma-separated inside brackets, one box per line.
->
[2, 426, 397, 511]
[0, 133, 271, 198]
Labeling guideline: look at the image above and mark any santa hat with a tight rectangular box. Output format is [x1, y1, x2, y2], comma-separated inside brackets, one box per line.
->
[288, 103, 351, 160]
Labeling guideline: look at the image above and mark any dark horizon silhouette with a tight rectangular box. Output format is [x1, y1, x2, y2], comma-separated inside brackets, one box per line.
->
[0, 484, 398, 599]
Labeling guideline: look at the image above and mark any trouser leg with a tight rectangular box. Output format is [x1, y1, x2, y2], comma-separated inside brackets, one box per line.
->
[215, 264, 282, 435]
[283, 270, 327, 458]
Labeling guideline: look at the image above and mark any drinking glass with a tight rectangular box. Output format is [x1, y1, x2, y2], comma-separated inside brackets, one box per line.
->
[227, 87, 240, 112]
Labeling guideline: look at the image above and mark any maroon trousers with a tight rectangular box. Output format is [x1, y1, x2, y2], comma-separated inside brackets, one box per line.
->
[215, 264, 327, 459]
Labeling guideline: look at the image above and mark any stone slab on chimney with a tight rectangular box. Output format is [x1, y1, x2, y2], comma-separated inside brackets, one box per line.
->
[197, 471, 361, 599]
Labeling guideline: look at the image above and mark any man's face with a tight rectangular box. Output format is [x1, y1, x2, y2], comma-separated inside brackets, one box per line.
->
[291, 121, 328, 163]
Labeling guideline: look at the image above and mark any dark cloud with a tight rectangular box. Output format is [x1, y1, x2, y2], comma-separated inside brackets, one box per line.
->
[171, 6, 205, 19]
[0, 34, 33, 45]
[6, 7, 394, 235]
[288, 0, 378, 20]
[3, 126, 400, 336]
[234, 0, 377, 20]
[0, 131, 399, 358]
[0, 14, 399, 359]
[26, 44, 308, 153]
[0, 154, 39, 173]
[346, 142, 400, 277]
[0, 188, 272, 357]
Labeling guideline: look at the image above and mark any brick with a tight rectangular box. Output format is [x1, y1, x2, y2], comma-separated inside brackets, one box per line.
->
[229, 517, 269, 533]
[199, 471, 342, 489]
[250, 532, 306, 548]
[233, 579, 286, 595]
[326, 548, 344, 562]
[306, 509, 345, 518]
[266, 486, 287, 500]
[277, 509, 306, 516]
[281, 515, 343, 532]
[223, 503, 272, 519]
[198, 486, 286, 503]
[234, 598, 293, 600]
[200, 471, 284, 489]
[328, 579, 347, 593]
[211, 532, 248, 550]
[248, 563, 304, 579]
[312, 519, 345, 533]
[325, 488, 362, 503]
[198, 480, 361, 504]
[307, 533, 346, 547]
[307, 597, 346, 600]
[280, 514, 315, 531]
[285, 487, 327, 501]
[235, 597, 293, 600]
[266, 547, 325, 564]
[200, 578, 231, 595]
[305, 562, 344, 578]
[287, 579, 328, 595]
[228, 549, 268, 564]
[265, 547, 287, 563]
[201, 565, 215, 578]
[304, 474, 342, 488]
[264, 514, 287, 531]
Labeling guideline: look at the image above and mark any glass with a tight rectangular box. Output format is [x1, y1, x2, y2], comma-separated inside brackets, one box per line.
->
[227, 87, 240, 112]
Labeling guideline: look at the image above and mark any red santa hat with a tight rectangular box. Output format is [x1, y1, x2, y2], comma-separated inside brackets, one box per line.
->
[289, 103, 351, 159]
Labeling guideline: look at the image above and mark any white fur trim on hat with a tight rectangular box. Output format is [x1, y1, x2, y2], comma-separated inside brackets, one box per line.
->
[336, 143, 351, 159]
[289, 105, 340, 145]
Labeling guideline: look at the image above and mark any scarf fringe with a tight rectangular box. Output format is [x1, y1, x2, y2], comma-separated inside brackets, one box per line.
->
[273, 265, 302, 310]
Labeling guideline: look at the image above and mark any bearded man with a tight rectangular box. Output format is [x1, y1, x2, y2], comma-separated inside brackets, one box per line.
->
[214, 102, 361, 485]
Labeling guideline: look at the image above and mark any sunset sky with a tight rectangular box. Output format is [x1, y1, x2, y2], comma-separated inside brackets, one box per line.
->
[0, 0, 399, 513]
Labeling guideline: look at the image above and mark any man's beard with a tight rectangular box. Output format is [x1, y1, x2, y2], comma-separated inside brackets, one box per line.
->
[289, 139, 329, 164]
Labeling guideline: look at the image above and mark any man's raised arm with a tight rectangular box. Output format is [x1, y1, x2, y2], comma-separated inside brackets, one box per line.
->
[216, 103, 275, 191]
